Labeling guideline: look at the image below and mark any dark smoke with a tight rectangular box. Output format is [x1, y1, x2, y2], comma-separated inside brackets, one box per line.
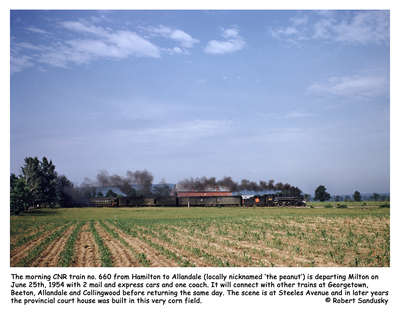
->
[94, 169, 153, 196]
[127, 170, 153, 196]
[177, 176, 302, 196]
[80, 170, 153, 196]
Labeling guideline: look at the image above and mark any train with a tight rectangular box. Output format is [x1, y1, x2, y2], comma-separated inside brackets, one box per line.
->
[88, 193, 306, 208]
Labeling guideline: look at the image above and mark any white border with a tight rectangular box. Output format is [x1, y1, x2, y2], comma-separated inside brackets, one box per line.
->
[2, 1, 398, 319]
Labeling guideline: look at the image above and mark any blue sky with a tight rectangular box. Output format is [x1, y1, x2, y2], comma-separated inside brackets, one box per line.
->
[10, 10, 390, 194]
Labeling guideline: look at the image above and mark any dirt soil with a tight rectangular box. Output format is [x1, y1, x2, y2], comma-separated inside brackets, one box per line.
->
[94, 222, 139, 267]
[10, 225, 64, 266]
[104, 221, 179, 267]
[72, 223, 101, 267]
[31, 225, 75, 267]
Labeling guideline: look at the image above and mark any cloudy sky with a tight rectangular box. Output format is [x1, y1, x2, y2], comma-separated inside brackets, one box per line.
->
[10, 10, 390, 194]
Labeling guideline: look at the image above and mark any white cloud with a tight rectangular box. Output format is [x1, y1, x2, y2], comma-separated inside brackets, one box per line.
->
[13, 20, 161, 72]
[11, 54, 34, 74]
[271, 11, 389, 46]
[60, 21, 109, 37]
[15, 42, 43, 51]
[163, 47, 185, 55]
[169, 29, 199, 48]
[115, 120, 232, 146]
[204, 27, 245, 55]
[145, 25, 199, 49]
[222, 28, 239, 38]
[26, 26, 49, 34]
[307, 75, 388, 98]
[271, 26, 300, 39]
[290, 16, 309, 26]
[328, 11, 389, 45]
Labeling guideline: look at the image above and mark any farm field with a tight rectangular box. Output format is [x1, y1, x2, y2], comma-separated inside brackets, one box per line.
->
[10, 205, 390, 267]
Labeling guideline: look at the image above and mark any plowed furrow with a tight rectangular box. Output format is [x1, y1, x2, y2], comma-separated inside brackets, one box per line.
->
[204, 228, 314, 266]
[134, 227, 208, 267]
[169, 226, 293, 266]
[72, 223, 101, 267]
[152, 226, 251, 266]
[94, 222, 138, 267]
[105, 222, 178, 267]
[31, 225, 75, 267]
[10, 226, 63, 266]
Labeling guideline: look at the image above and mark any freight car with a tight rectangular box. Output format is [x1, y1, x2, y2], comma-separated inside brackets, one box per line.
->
[177, 196, 241, 207]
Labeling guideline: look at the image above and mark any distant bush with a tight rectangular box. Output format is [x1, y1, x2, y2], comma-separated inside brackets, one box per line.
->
[380, 203, 390, 208]
[309, 205, 314, 208]
[362, 202, 367, 206]
[337, 204, 347, 208]
[324, 204, 333, 208]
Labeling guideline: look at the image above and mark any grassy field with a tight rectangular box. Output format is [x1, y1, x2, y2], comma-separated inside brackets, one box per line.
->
[10, 205, 390, 267]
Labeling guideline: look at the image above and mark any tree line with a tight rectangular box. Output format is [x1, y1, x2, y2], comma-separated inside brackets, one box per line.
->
[311, 185, 389, 202]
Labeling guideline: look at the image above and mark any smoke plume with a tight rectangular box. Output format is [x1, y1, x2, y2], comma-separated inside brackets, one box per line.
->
[177, 176, 302, 195]
[85, 169, 154, 196]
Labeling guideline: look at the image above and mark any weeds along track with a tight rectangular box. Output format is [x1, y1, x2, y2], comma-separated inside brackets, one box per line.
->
[72, 222, 101, 267]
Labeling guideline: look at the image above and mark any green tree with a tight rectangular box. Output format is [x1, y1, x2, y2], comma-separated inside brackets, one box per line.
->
[303, 194, 311, 201]
[314, 185, 331, 202]
[21, 157, 41, 206]
[353, 190, 361, 202]
[40, 157, 58, 206]
[370, 193, 380, 201]
[21, 157, 58, 207]
[10, 174, 32, 214]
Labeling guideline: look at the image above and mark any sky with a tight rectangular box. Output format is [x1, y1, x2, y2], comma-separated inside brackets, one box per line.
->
[10, 10, 390, 195]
